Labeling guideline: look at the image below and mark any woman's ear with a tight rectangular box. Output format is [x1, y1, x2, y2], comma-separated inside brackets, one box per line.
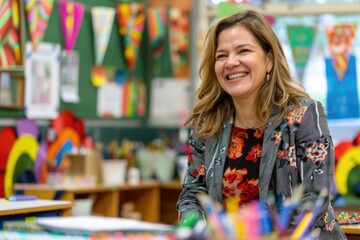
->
[266, 51, 274, 73]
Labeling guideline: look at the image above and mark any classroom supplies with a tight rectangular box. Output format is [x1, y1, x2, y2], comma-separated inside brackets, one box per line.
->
[7, 195, 37, 202]
[36, 216, 173, 235]
[175, 186, 331, 240]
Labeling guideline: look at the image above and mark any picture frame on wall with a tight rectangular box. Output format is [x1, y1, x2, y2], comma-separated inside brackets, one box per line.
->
[24, 42, 61, 119]
[0, 72, 24, 109]
[0, 0, 25, 71]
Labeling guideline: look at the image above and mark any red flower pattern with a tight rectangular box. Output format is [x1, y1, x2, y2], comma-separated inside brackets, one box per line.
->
[245, 143, 262, 163]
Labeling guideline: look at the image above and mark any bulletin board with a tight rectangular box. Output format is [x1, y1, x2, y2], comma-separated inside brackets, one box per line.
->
[0, 0, 183, 119]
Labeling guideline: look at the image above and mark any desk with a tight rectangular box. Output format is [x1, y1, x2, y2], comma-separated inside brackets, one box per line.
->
[0, 199, 73, 230]
[341, 224, 360, 240]
[0, 199, 73, 217]
[14, 181, 182, 224]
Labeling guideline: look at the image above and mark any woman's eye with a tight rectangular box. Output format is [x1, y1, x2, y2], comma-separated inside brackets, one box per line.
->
[216, 54, 226, 60]
[239, 49, 249, 54]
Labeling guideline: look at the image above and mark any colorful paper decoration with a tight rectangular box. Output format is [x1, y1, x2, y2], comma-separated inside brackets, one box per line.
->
[287, 25, 315, 80]
[51, 110, 75, 136]
[58, 0, 85, 52]
[0, 0, 22, 68]
[136, 79, 146, 116]
[169, 8, 190, 77]
[16, 119, 39, 138]
[0, 1, 12, 41]
[91, 65, 107, 87]
[46, 127, 80, 166]
[325, 55, 359, 119]
[4, 135, 39, 197]
[325, 23, 357, 81]
[0, 0, 13, 67]
[116, 3, 145, 71]
[122, 78, 137, 117]
[24, 0, 55, 49]
[147, 7, 167, 58]
[335, 146, 360, 195]
[34, 141, 48, 183]
[91, 6, 115, 65]
[0, 126, 17, 197]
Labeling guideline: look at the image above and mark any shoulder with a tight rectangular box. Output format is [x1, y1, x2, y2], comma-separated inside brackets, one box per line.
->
[286, 99, 327, 126]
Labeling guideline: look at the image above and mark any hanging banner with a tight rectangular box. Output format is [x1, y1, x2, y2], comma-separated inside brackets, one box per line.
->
[24, 0, 55, 49]
[147, 7, 167, 58]
[169, 7, 190, 78]
[0, 0, 22, 68]
[116, 3, 145, 71]
[58, 0, 85, 52]
[0, 0, 14, 67]
[91, 7, 115, 66]
[147, 7, 167, 76]
[60, 50, 79, 103]
[325, 23, 357, 82]
[325, 54, 359, 119]
[287, 25, 315, 81]
[0, 1, 12, 41]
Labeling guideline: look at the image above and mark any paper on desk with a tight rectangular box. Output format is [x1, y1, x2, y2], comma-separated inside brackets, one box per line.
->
[36, 216, 173, 234]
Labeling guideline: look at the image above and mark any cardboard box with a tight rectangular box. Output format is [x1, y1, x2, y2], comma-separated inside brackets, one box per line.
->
[63, 150, 103, 184]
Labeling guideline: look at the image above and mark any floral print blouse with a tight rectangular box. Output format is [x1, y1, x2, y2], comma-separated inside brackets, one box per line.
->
[222, 127, 263, 206]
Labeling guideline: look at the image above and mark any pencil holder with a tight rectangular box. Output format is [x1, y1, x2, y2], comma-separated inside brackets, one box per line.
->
[101, 159, 127, 185]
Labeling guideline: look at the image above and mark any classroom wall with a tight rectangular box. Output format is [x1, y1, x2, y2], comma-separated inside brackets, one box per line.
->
[0, 0, 193, 144]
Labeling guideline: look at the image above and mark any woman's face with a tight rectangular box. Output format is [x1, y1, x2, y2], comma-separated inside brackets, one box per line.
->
[214, 25, 273, 103]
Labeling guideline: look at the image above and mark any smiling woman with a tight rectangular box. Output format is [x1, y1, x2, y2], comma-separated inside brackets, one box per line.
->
[214, 24, 273, 122]
[176, 9, 347, 239]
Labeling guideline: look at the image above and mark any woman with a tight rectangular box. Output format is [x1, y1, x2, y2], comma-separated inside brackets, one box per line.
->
[177, 10, 346, 239]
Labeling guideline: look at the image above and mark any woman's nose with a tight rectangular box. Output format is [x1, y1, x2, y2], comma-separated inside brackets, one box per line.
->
[225, 55, 241, 68]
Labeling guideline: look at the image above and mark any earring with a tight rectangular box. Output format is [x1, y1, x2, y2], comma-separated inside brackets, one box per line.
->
[266, 72, 270, 82]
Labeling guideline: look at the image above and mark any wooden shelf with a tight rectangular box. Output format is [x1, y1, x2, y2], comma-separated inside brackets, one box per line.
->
[14, 181, 182, 224]
[206, 2, 360, 17]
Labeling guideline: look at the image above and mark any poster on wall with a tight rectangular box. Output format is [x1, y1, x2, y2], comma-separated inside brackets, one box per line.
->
[25, 42, 61, 119]
[325, 23, 359, 119]
[149, 78, 191, 126]
[97, 81, 123, 118]
[60, 51, 79, 103]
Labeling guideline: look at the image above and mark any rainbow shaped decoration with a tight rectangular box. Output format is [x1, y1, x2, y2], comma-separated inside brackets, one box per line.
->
[0, 111, 89, 196]
[4, 135, 39, 197]
[41, 127, 80, 183]
[334, 132, 360, 205]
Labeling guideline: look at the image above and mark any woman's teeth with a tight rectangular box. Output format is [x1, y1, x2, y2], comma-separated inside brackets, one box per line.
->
[228, 72, 247, 80]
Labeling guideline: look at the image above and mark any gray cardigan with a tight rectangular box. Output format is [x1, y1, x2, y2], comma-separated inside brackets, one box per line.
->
[177, 99, 346, 239]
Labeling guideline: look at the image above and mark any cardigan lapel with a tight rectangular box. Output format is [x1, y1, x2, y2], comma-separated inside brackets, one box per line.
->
[259, 107, 287, 201]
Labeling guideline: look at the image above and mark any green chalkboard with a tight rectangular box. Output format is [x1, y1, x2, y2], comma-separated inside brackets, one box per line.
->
[0, 0, 174, 119]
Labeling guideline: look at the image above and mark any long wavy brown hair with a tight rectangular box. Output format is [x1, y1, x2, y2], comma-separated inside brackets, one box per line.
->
[186, 10, 311, 139]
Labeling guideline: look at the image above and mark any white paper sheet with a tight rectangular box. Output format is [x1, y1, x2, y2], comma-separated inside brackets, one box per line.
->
[96, 81, 123, 118]
[149, 78, 192, 126]
[61, 51, 80, 103]
[36, 216, 173, 234]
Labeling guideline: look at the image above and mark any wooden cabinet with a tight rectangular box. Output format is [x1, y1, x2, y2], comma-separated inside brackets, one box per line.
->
[14, 181, 182, 224]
